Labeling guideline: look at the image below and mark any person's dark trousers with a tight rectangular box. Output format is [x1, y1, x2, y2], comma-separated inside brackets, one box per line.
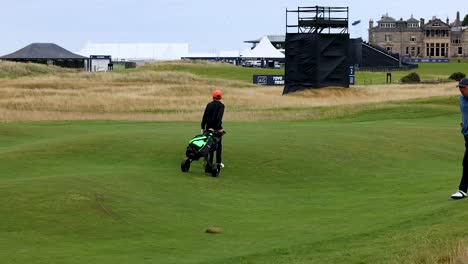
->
[459, 136, 468, 192]
[208, 138, 222, 164]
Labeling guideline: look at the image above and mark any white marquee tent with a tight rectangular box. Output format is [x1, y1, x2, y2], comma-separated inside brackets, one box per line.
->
[240, 36, 285, 59]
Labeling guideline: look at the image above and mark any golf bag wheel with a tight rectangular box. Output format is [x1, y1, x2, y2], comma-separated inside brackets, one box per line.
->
[211, 164, 221, 177]
[181, 158, 191, 172]
[204, 163, 212, 173]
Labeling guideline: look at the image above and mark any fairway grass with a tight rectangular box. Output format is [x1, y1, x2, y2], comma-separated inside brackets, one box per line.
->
[1, 98, 468, 263]
[2, 61, 468, 263]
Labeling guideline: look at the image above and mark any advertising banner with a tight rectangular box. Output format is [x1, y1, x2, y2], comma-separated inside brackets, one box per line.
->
[253, 75, 285, 86]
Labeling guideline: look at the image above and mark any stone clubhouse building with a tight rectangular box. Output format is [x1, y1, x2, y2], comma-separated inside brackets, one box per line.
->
[368, 12, 468, 58]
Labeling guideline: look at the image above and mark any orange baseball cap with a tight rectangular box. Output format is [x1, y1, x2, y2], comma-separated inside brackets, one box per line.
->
[212, 89, 223, 99]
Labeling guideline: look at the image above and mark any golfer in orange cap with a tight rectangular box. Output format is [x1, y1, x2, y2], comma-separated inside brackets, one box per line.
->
[201, 90, 225, 171]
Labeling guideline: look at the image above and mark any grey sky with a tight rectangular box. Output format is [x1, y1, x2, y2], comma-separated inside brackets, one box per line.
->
[0, 0, 466, 55]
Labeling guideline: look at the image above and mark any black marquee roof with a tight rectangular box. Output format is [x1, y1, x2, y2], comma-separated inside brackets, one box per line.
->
[0, 43, 87, 60]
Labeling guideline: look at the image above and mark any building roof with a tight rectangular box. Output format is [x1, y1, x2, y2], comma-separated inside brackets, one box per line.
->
[407, 16, 419, 23]
[0, 43, 87, 59]
[422, 18, 450, 28]
[244, 35, 285, 44]
[396, 18, 406, 23]
[378, 14, 396, 23]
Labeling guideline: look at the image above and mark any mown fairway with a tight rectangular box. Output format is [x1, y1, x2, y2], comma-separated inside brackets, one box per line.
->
[1, 97, 468, 263]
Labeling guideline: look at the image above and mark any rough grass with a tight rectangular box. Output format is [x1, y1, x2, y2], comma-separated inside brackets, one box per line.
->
[0, 61, 461, 122]
[390, 240, 468, 264]
[0, 61, 75, 78]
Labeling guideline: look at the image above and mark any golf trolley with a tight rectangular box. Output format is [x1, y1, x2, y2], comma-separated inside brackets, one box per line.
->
[181, 130, 225, 177]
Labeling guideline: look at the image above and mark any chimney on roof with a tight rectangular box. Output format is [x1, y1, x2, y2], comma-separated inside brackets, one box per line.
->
[457, 11, 460, 23]
[369, 19, 374, 29]
[420, 18, 425, 26]
[447, 17, 449, 24]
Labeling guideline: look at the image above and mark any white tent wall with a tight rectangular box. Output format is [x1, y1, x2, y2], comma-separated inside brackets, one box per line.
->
[185, 52, 217, 58]
[217, 50, 240, 57]
[77, 42, 189, 61]
[240, 47, 252, 57]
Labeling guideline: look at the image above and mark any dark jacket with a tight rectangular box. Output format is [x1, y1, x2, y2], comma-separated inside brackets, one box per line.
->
[201, 100, 224, 130]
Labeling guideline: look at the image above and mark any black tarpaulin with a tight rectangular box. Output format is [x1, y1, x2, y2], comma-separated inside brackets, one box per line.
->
[283, 34, 350, 94]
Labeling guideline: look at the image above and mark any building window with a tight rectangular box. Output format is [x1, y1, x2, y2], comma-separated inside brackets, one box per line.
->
[406, 47, 409, 54]
[381, 23, 396, 28]
[386, 47, 393, 52]
[453, 37, 461, 44]
[427, 43, 435, 57]
[410, 36, 416, 42]
[385, 35, 392, 42]
[459, 47, 463, 55]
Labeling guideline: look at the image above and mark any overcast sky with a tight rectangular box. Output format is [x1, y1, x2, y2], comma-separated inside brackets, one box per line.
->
[0, 0, 466, 55]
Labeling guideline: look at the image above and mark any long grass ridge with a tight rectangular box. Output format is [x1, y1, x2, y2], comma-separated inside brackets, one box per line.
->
[0, 61, 75, 78]
[0, 61, 461, 122]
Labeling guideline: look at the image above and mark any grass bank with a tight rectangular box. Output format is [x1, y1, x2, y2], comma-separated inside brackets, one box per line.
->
[0, 61, 460, 122]
[0, 61, 75, 78]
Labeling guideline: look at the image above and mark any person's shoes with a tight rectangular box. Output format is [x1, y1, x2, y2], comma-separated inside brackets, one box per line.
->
[451, 190, 467, 200]
[219, 162, 225, 168]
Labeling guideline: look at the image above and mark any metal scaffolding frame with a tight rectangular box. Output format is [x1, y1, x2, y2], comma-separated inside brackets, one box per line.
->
[286, 6, 349, 34]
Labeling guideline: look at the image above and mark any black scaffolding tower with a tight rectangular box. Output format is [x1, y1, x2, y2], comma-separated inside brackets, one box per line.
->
[283, 6, 350, 93]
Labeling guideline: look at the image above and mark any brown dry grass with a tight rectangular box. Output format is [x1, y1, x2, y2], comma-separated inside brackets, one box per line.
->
[0, 61, 74, 78]
[390, 240, 468, 264]
[0, 70, 460, 122]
